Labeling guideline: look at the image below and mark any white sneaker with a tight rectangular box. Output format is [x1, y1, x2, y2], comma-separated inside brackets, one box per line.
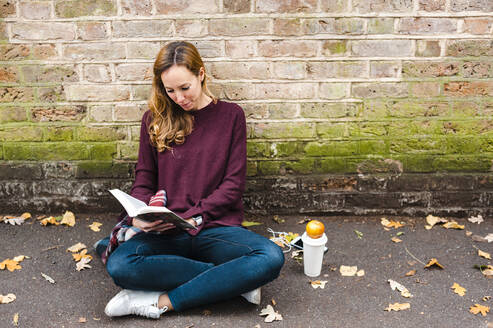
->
[104, 289, 167, 319]
[241, 287, 261, 305]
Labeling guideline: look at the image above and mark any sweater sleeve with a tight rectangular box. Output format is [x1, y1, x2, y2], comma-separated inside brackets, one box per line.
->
[130, 111, 158, 205]
[181, 108, 247, 222]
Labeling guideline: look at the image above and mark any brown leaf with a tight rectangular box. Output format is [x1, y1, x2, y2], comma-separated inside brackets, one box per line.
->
[72, 249, 92, 262]
[451, 283, 466, 296]
[202, 310, 211, 316]
[424, 258, 444, 269]
[385, 302, 410, 312]
[271, 298, 277, 306]
[425, 214, 448, 229]
[381, 218, 404, 229]
[391, 237, 402, 243]
[272, 215, 285, 224]
[470, 304, 490, 316]
[483, 296, 491, 302]
[78, 317, 87, 323]
[405, 270, 416, 277]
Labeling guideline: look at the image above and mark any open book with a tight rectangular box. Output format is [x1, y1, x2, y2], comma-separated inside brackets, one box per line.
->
[109, 189, 197, 230]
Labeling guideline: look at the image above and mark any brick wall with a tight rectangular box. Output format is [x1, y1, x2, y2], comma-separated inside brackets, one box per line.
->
[0, 0, 492, 216]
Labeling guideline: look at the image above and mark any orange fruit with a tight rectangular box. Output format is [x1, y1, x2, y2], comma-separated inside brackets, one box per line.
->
[306, 220, 325, 239]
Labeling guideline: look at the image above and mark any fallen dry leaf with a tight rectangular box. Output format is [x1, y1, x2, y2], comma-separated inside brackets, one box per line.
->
[41, 272, 55, 284]
[40, 216, 60, 226]
[424, 258, 444, 269]
[475, 265, 493, 278]
[385, 302, 410, 312]
[405, 270, 416, 277]
[466, 231, 473, 237]
[356, 269, 365, 277]
[472, 235, 487, 242]
[3, 215, 27, 225]
[259, 304, 282, 323]
[271, 298, 276, 306]
[72, 249, 92, 262]
[88, 221, 103, 232]
[310, 280, 328, 289]
[478, 249, 492, 260]
[451, 283, 466, 296]
[272, 215, 285, 224]
[468, 215, 484, 224]
[381, 218, 404, 229]
[470, 304, 490, 316]
[443, 220, 464, 230]
[388, 279, 413, 298]
[78, 317, 87, 323]
[425, 214, 448, 229]
[13, 313, 18, 326]
[391, 237, 402, 243]
[483, 296, 492, 301]
[60, 211, 76, 227]
[0, 293, 16, 304]
[67, 243, 87, 253]
[485, 234, 493, 243]
[76, 256, 92, 271]
[12, 255, 26, 262]
[0, 258, 22, 272]
[202, 309, 211, 316]
[340, 265, 358, 277]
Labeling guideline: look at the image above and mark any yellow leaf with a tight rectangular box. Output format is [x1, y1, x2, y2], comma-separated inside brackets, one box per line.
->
[88, 221, 102, 232]
[72, 249, 92, 262]
[405, 270, 416, 276]
[67, 243, 87, 253]
[79, 317, 87, 323]
[20, 212, 31, 220]
[310, 280, 328, 289]
[478, 249, 492, 260]
[391, 237, 402, 243]
[13, 313, 18, 326]
[284, 232, 299, 244]
[451, 283, 466, 296]
[424, 258, 444, 269]
[0, 293, 16, 304]
[12, 255, 26, 262]
[425, 214, 448, 229]
[60, 211, 76, 227]
[241, 221, 263, 227]
[385, 302, 410, 312]
[40, 216, 59, 226]
[443, 220, 464, 230]
[388, 279, 413, 298]
[0, 259, 22, 272]
[470, 304, 490, 316]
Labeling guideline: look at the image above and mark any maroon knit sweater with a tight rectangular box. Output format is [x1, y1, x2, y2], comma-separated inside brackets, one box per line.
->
[130, 100, 247, 236]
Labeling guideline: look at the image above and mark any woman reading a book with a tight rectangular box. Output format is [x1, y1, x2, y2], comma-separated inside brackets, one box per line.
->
[95, 41, 285, 319]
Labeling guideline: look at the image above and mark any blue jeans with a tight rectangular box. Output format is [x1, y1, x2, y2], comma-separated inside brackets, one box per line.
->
[100, 226, 285, 311]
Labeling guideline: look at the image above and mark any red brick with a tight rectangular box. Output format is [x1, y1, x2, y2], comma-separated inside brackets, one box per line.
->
[402, 61, 459, 77]
[32, 44, 58, 60]
[0, 66, 18, 83]
[462, 62, 493, 78]
[444, 81, 493, 96]
[0, 87, 34, 102]
[31, 106, 86, 122]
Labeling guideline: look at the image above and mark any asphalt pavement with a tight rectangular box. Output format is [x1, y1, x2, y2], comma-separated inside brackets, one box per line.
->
[1, 213, 492, 328]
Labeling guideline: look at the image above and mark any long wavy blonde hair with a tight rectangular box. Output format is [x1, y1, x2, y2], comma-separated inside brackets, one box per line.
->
[148, 41, 216, 152]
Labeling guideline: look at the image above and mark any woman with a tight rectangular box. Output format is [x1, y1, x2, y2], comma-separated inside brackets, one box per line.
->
[96, 41, 285, 319]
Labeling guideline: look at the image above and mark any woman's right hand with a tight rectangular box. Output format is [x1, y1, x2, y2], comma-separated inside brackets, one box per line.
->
[132, 218, 176, 233]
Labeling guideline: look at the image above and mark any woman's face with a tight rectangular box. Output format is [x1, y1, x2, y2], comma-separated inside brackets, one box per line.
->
[161, 65, 205, 111]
